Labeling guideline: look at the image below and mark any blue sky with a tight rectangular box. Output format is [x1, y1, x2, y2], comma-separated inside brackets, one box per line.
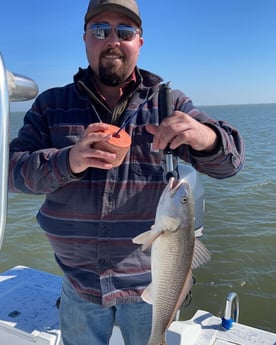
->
[1, 0, 275, 111]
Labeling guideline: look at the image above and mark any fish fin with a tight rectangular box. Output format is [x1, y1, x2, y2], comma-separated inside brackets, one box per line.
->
[132, 228, 162, 251]
[192, 238, 210, 269]
[141, 283, 153, 304]
[166, 269, 193, 328]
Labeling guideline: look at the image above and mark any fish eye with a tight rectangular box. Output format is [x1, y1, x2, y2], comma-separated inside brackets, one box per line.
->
[181, 196, 188, 204]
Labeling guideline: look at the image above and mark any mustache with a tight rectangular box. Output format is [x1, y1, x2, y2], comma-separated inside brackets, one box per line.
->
[100, 48, 125, 59]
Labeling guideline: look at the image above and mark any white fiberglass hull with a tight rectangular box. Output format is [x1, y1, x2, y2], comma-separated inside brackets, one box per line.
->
[0, 266, 275, 345]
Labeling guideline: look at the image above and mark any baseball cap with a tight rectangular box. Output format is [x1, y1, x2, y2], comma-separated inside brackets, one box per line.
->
[84, 0, 142, 29]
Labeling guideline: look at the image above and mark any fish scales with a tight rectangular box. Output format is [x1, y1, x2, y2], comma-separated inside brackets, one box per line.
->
[149, 196, 194, 344]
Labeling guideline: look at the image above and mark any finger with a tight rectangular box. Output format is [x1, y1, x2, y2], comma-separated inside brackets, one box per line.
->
[145, 124, 158, 135]
[169, 131, 190, 149]
[85, 122, 110, 134]
[85, 157, 114, 170]
[154, 124, 177, 150]
[153, 114, 182, 149]
[80, 130, 112, 148]
[88, 132, 112, 144]
[90, 147, 116, 161]
[86, 147, 117, 170]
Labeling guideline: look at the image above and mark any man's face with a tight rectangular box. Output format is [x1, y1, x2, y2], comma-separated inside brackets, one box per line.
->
[84, 11, 144, 86]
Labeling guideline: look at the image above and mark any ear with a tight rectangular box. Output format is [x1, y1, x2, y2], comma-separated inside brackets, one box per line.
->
[83, 32, 87, 43]
[139, 37, 144, 48]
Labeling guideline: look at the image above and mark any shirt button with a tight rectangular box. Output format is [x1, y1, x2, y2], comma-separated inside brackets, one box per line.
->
[98, 258, 106, 265]
[101, 227, 108, 236]
[97, 258, 107, 272]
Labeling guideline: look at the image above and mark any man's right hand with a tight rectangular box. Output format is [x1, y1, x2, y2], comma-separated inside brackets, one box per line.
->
[69, 123, 116, 174]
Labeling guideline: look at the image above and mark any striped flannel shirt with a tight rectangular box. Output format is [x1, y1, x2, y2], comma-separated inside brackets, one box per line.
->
[9, 67, 244, 307]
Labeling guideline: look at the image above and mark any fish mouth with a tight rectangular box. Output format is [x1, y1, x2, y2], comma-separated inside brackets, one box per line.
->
[168, 177, 186, 192]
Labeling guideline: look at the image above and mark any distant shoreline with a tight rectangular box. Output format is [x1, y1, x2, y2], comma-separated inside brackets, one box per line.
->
[10, 102, 276, 114]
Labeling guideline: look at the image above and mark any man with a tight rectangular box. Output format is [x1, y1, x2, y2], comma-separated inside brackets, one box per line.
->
[8, 1, 245, 344]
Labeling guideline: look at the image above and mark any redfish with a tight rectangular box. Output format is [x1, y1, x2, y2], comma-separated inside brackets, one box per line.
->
[133, 178, 210, 345]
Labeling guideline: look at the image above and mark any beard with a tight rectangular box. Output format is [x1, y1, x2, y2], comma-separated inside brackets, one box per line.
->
[98, 49, 129, 86]
[99, 64, 128, 86]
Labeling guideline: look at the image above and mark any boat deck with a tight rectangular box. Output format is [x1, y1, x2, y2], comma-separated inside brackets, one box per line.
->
[0, 266, 275, 345]
[167, 310, 276, 345]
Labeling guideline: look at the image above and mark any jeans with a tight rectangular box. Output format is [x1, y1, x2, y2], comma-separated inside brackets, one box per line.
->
[59, 276, 152, 345]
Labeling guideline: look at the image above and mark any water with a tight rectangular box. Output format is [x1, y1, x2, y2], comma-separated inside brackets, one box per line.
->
[1, 104, 275, 333]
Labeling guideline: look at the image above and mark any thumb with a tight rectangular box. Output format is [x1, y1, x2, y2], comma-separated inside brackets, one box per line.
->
[145, 124, 158, 135]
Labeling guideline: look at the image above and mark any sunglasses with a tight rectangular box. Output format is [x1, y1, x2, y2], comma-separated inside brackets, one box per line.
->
[89, 23, 141, 41]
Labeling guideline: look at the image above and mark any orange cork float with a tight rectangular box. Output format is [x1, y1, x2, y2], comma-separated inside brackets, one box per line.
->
[93, 124, 131, 167]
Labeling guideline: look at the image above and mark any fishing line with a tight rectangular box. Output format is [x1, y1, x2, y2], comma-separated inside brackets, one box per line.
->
[113, 82, 170, 137]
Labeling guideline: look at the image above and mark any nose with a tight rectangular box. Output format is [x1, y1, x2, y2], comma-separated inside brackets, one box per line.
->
[106, 29, 121, 46]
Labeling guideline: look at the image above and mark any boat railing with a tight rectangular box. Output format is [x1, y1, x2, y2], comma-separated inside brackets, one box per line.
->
[222, 291, 239, 330]
[0, 52, 38, 250]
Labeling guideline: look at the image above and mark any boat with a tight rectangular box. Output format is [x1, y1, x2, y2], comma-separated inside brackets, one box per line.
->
[1, 52, 276, 345]
[1, 265, 276, 345]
